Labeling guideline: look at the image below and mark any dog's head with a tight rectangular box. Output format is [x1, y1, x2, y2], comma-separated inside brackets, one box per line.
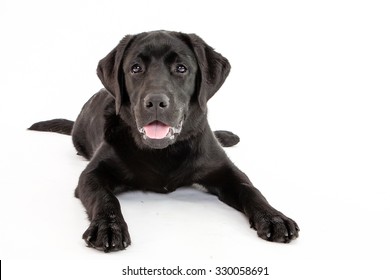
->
[97, 30, 230, 149]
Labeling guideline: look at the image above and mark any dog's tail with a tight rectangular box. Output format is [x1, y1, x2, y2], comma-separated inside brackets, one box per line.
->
[28, 119, 74, 135]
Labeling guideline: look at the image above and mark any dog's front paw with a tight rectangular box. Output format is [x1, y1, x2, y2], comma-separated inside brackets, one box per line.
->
[251, 211, 299, 243]
[82, 214, 131, 252]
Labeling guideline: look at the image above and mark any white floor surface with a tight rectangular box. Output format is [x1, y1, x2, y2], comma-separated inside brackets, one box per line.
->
[1, 1, 389, 279]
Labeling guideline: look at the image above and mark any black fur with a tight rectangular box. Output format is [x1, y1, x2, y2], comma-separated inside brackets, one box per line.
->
[29, 31, 299, 252]
[29, 119, 74, 135]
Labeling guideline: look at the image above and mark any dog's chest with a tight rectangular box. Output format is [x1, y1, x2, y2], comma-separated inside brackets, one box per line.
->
[126, 156, 194, 193]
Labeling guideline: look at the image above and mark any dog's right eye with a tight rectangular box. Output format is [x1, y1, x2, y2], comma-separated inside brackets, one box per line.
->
[130, 64, 143, 74]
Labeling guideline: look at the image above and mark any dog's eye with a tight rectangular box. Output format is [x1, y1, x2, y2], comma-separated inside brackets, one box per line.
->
[175, 64, 187, 74]
[131, 64, 143, 74]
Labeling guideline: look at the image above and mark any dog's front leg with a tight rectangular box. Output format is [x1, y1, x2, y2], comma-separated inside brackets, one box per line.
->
[75, 164, 131, 252]
[199, 164, 299, 243]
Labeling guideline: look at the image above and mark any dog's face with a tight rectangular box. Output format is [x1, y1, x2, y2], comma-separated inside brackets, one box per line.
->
[122, 32, 198, 149]
[97, 31, 231, 149]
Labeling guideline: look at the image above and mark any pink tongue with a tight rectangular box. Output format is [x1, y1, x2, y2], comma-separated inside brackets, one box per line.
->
[143, 121, 170, 139]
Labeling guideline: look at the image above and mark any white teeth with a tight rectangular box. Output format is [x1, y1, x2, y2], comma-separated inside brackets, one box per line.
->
[166, 128, 175, 140]
[138, 127, 148, 139]
[172, 125, 182, 134]
[169, 122, 183, 139]
[168, 129, 174, 140]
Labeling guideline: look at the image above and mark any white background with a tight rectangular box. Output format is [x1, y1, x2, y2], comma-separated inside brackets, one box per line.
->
[1, 0, 390, 279]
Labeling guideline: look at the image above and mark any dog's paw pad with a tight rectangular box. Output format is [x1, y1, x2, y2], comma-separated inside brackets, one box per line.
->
[253, 213, 299, 243]
[82, 215, 131, 252]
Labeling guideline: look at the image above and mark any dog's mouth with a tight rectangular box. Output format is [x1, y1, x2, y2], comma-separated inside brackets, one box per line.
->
[138, 120, 183, 140]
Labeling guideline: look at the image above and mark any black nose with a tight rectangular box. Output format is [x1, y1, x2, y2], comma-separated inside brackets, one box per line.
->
[144, 94, 170, 111]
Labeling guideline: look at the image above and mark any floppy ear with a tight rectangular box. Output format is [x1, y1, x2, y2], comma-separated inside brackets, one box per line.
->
[181, 33, 231, 111]
[96, 35, 134, 115]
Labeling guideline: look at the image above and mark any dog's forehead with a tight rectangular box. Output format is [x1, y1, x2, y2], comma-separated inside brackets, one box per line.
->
[129, 32, 194, 60]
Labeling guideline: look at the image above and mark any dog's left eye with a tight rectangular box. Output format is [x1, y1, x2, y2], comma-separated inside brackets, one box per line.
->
[175, 64, 187, 74]
[131, 64, 143, 74]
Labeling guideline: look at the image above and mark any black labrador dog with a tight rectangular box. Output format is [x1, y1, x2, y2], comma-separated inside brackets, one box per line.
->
[30, 30, 299, 252]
